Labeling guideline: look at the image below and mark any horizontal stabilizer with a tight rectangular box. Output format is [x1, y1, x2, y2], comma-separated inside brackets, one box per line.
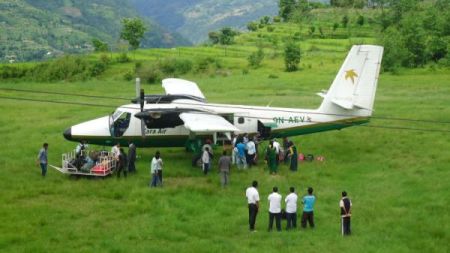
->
[332, 98, 354, 110]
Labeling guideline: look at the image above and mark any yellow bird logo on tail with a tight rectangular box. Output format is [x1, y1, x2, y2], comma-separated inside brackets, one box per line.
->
[345, 69, 358, 84]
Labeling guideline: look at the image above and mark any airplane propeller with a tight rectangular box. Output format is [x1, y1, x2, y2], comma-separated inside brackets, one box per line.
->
[140, 89, 145, 137]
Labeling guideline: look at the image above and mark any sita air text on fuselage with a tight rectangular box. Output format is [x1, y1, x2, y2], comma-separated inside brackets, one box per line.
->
[63, 45, 383, 148]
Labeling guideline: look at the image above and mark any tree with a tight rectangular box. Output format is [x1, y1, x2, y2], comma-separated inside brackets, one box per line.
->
[284, 41, 301, 71]
[219, 27, 238, 45]
[208, 31, 220, 44]
[91, 38, 108, 52]
[357, 15, 365, 26]
[342, 15, 349, 28]
[120, 18, 146, 50]
[247, 22, 258, 32]
[248, 47, 265, 68]
[279, 0, 296, 21]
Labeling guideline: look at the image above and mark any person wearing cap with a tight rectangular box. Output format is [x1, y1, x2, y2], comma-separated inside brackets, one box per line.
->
[301, 187, 316, 228]
[340, 191, 352, 236]
[268, 186, 282, 231]
[245, 180, 260, 231]
[285, 186, 298, 230]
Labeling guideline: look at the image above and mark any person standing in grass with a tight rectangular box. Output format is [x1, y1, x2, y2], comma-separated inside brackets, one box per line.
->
[246, 138, 256, 168]
[340, 191, 352, 236]
[116, 148, 128, 178]
[127, 142, 137, 173]
[236, 139, 247, 169]
[288, 141, 298, 171]
[36, 143, 48, 177]
[266, 141, 277, 174]
[245, 180, 260, 232]
[267, 186, 282, 232]
[202, 147, 211, 175]
[285, 187, 298, 230]
[218, 150, 231, 187]
[150, 151, 162, 187]
[301, 187, 316, 228]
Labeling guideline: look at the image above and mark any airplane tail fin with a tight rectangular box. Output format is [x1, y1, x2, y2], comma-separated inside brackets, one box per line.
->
[318, 45, 383, 116]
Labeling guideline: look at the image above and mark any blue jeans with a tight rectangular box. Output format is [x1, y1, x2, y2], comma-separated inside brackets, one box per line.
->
[286, 212, 297, 229]
[40, 163, 47, 177]
[150, 173, 160, 187]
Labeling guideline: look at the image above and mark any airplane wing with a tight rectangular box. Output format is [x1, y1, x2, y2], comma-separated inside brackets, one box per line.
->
[162, 78, 206, 100]
[179, 112, 240, 133]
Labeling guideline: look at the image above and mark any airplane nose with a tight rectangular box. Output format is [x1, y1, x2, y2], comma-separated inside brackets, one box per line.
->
[63, 127, 72, 140]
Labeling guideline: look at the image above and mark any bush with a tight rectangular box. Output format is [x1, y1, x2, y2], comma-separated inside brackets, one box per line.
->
[247, 22, 258, 32]
[116, 53, 131, 63]
[284, 41, 301, 72]
[0, 65, 29, 79]
[123, 71, 134, 81]
[90, 61, 107, 76]
[136, 64, 162, 84]
[194, 57, 221, 73]
[333, 22, 339, 31]
[357, 15, 365, 26]
[159, 58, 193, 75]
[268, 74, 278, 79]
[342, 15, 349, 28]
[267, 26, 275, 32]
[32, 55, 90, 81]
[273, 16, 281, 23]
[247, 47, 265, 68]
[309, 26, 315, 36]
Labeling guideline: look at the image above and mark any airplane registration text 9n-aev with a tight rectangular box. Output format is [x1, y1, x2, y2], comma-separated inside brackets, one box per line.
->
[63, 45, 383, 148]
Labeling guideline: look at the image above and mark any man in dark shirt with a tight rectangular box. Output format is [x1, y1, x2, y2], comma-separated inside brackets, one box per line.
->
[218, 150, 231, 187]
[128, 142, 137, 173]
[340, 191, 352, 236]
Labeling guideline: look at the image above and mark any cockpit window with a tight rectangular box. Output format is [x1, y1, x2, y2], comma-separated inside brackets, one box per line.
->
[112, 110, 124, 122]
[110, 110, 131, 137]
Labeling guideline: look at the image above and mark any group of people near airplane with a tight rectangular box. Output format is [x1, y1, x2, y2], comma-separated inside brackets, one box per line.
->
[246, 181, 352, 235]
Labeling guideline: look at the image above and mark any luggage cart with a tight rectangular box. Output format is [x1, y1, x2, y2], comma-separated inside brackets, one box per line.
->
[50, 150, 116, 177]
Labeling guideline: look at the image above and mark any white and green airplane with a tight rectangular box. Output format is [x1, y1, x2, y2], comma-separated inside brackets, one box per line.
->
[63, 45, 383, 150]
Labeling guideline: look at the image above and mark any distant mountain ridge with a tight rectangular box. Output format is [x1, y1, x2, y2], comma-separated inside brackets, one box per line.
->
[0, 0, 190, 62]
[130, 0, 279, 43]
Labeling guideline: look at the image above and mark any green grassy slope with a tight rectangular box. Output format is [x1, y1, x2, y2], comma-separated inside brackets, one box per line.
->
[0, 15, 449, 253]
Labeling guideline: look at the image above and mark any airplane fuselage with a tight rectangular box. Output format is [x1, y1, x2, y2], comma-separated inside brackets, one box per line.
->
[64, 99, 369, 148]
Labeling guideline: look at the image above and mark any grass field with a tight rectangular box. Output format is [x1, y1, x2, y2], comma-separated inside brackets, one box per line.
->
[1, 17, 449, 253]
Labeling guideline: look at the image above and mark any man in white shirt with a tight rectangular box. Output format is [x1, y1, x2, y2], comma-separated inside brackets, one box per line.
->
[150, 151, 163, 187]
[272, 138, 281, 164]
[202, 147, 211, 175]
[246, 139, 256, 168]
[245, 180, 260, 231]
[285, 187, 298, 230]
[111, 143, 120, 171]
[268, 186, 282, 231]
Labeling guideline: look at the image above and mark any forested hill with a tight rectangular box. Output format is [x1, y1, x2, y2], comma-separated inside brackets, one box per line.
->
[0, 0, 191, 62]
[130, 0, 279, 43]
